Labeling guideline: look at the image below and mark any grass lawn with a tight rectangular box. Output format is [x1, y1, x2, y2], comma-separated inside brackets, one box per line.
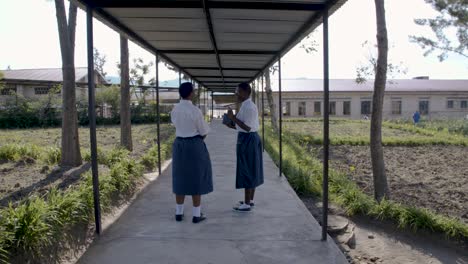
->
[282, 118, 468, 146]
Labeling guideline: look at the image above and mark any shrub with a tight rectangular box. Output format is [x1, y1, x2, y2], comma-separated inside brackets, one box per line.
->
[1, 197, 54, 259]
[0, 129, 175, 262]
[0, 144, 41, 161]
[43, 147, 61, 165]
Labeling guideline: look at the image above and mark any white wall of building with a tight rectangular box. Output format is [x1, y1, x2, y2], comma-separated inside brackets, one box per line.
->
[261, 91, 468, 120]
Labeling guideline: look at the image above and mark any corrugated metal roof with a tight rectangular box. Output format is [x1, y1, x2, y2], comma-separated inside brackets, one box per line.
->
[1, 67, 100, 83]
[74, 0, 348, 92]
[270, 79, 468, 92]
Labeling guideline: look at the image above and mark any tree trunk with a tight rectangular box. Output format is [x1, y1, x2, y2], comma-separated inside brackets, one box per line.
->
[120, 36, 133, 151]
[264, 70, 278, 132]
[251, 82, 256, 104]
[55, 0, 82, 167]
[371, 0, 390, 202]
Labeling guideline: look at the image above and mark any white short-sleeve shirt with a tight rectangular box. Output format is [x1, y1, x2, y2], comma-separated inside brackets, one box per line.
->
[171, 100, 210, 138]
[236, 98, 259, 133]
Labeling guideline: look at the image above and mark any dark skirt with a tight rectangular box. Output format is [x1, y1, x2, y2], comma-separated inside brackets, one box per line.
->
[236, 132, 264, 189]
[172, 135, 213, 195]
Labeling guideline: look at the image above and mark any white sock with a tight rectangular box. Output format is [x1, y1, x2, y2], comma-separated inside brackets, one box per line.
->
[250, 200, 254, 204]
[176, 204, 184, 215]
[193, 206, 201, 217]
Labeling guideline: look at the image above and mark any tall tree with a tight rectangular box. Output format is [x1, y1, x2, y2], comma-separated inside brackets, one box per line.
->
[371, 0, 390, 202]
[93, 47, 107, 78]
[263, 69, 278, 132]
[410, 0, 467, 61]
[355, 41, 407, 84]
[251, 81, 256, 104]
[55, 0, 82, 167]
[120, 36, 132, 151]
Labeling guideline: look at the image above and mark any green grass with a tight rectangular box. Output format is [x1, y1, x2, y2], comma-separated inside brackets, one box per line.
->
[0, 135, 175, 263]
[281, 118, 468, 146]
[390, 119, 468, 137]
[263, 126, 468, 240]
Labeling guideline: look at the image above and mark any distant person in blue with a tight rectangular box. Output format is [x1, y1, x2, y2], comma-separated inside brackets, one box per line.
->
[171, 82, 213, 224]
[413, 111, 421, 125]
[225, 82, 264, 212]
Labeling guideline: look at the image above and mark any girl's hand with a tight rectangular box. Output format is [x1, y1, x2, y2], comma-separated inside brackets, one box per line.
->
[227, 107, 235, 120]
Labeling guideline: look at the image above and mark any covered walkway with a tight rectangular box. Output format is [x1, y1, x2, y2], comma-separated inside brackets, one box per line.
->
[78, 120, 347, 264]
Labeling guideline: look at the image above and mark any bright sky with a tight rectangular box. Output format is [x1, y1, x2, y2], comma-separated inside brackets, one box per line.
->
[0, 0, 467, 82]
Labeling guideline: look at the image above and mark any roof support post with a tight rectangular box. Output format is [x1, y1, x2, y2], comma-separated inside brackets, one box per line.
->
[261, 73, 265, 152]
[211, 91, 214, 121]
[179, 70, 181, 86]
[322, 8, 330, 242]
[278, 58, 282, 178]
[86, 5, 102, 235]
[156, 53, 161, 175]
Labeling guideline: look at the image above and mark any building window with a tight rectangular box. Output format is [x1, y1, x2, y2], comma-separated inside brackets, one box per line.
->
[392, 101, 402, 115]
[461, 100, 467, 109]
[298, 102, 306, 116]
[314, 102, 321, 115]
[329, 101, 336, 115]
[284, 102, 291, 116]
[343, 101, 351, 115]
[419, 100, 429, 115]
[1, 84, 16, 95]
[361, 101, 371, 115]
[447, 100, 454, 109]
[34, 87, 51, 95]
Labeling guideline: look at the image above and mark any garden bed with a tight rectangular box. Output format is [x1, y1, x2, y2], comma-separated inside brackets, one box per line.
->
[0, 124, 174, 204]
[310, 145, 468, 223]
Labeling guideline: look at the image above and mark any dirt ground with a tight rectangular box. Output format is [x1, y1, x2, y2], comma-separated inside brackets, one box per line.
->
[310, 145, 468, 223]
[302, 197, 468, 264]
[0, 124, 174, 204]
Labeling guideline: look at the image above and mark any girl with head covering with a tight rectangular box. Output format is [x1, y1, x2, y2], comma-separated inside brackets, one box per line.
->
[171, 82, 213, 223]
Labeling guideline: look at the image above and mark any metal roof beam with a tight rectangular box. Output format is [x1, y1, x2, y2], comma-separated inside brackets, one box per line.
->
[196, 76, 250, 79]
[76, 0, 202, 85]
[91, 0, 326, 11]
[202, 0, 225, 88]
[202, 81, 239, 83]
[161, 50, 276, 55]
[185, 67, 261, 71]
[249, 0, 341, 83]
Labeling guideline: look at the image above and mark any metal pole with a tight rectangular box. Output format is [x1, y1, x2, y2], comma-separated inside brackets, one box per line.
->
[86, 6, 101, 235]
[261, 74, 265, 152]
[179, 70, 182, 86]
[322, 9, 330, 242]
[211, 91, 214, 121]
[278, 58, 282, 178]
[156, 53, 161, 175]
[179, 71, 181, 100]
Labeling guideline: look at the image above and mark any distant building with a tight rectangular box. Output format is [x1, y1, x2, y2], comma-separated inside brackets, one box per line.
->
[264, 78, 468, 120]
[0, 67, 108, 105]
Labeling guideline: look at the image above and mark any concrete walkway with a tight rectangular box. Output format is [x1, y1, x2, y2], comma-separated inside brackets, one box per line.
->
[78, 120, 347, 264]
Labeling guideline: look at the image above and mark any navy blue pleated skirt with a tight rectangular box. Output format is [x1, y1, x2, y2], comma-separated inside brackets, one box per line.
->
[172, 135, 213, 195]
[236, 132, 264, 189]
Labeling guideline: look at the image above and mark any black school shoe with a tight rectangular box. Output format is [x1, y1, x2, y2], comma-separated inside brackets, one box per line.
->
[192, 213, 206, 224]
[175, 214, 184, 222]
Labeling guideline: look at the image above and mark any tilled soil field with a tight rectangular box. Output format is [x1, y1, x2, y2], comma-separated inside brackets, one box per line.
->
[310, 145, 468, 223]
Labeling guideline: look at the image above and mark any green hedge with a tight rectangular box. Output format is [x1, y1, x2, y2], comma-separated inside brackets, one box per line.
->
[263, 126, 468, 240]
[0, 106, 170, 129]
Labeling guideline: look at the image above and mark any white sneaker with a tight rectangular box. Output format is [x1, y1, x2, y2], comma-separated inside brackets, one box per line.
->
[233, 203, 251, 212]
